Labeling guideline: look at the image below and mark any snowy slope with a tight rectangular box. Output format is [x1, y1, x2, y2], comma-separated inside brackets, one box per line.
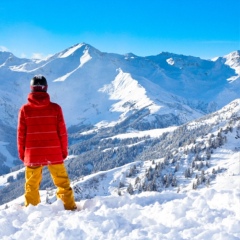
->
[1, 44, 240, 239]
[0, 43, 239, 128]
[223, 51, 240, 81]
[0, 99, 240, 239]
[0, 167, 239, 240]
[0, 44, 239, 175]
[0, 45, 239, 176]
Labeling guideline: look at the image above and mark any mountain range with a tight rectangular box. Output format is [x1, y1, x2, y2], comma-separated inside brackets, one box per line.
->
[1, 43, 239, 128]
[0, 43, 239, 204]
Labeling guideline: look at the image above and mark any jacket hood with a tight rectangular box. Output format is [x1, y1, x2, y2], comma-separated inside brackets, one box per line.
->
[28, 92, 50, 107]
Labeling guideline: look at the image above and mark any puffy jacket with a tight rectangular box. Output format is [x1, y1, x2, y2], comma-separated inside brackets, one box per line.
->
[17, 92, 68, 166]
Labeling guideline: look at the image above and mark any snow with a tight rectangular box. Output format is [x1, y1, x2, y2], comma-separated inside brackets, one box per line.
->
[0, 174, 239, 239]
[0, 167, 25, 188]
[53, 70, 76, 82]
[106, 126, 177, 140]
[224, 51, 240, 76]
[0, 43, 239, 128]
[166, 58, 174, 65]
[79, 48, 92, 67]
[0, 142, 17, 168]
[1, 43, 240, 239]
[54, 47, 92, 82]
[99, 69, 160, 115]
[0, 140, 239, 240]
[59, 43, 85, 58]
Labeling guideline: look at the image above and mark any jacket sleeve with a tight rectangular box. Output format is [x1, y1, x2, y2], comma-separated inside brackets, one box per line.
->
[57, 106, 68, 160]
[17, 107, 26, 162]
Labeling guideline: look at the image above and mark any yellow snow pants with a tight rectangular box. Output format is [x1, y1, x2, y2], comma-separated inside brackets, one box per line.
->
[25, 163, 76, 210]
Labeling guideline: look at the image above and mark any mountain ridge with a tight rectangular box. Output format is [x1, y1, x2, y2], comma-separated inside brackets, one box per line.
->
[0, 42, 239, 176]
[1, 98, 240, 206]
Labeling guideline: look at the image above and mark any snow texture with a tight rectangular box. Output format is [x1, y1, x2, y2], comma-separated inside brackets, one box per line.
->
[0, 163, 239, 240]
[0, 125, 240, 239]
[0, 44, 240, 240]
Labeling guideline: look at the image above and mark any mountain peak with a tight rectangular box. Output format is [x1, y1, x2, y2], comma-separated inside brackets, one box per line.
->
[0, 51, 15, 65]
[224, 50, 240, 76]
[57, 43, 86, 58]
[224, 50, 240, 58]
[56, 42, 102, 60]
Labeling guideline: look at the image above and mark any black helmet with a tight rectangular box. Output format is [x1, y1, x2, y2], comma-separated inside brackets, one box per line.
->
[30, 75, 48, 92]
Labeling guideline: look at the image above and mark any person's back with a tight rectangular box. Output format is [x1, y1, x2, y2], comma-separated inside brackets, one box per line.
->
[17, 75, 77, 210]
[18, 91, 67, 166]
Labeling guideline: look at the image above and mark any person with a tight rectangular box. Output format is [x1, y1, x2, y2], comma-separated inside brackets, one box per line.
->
[17, 75, 77, 210]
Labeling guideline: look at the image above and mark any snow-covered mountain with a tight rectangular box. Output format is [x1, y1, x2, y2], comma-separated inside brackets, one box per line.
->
[0, 43, 240, 239]
[1, 43, 239, 127]
[0, 43, 239, 178]
[0, 99, 239, 240]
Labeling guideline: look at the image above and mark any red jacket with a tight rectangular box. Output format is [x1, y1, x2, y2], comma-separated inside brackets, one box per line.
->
[17, 92, 68, 166]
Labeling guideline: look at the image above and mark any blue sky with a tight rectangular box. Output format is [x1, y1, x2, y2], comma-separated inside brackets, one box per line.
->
[0, 0, 239, 59]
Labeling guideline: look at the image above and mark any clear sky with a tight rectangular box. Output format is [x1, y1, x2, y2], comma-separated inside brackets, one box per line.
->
[0, 0, 239, 59]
